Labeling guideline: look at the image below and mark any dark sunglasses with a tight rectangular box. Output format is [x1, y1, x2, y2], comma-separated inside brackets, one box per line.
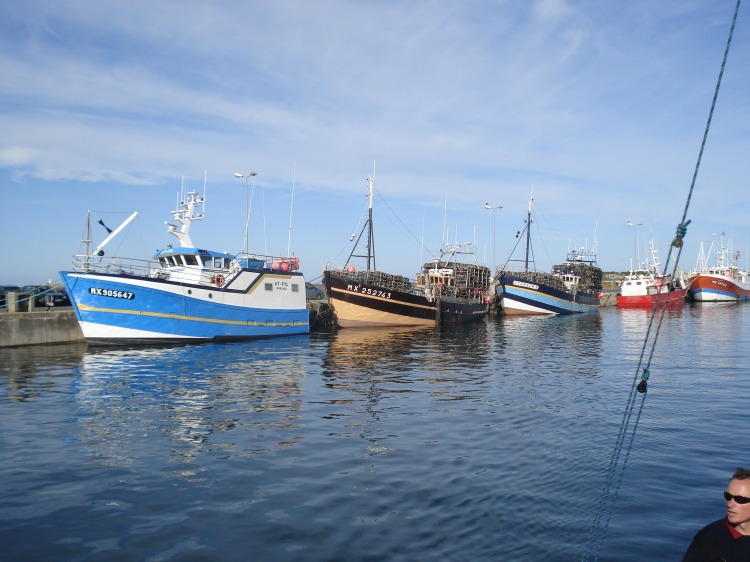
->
[724, 492, 750, 504]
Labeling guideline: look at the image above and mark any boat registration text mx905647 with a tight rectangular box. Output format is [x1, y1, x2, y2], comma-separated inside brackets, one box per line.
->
[89, 287, 135, 300]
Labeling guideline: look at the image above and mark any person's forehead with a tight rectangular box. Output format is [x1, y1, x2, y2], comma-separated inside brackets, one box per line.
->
[728, 478, 750, 495]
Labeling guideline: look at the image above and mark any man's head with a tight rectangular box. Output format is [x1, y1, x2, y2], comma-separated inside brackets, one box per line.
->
[725, 467, 750, 532]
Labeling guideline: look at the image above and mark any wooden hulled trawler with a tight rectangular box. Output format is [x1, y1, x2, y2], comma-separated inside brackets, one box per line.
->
[323, 173, 492, 328]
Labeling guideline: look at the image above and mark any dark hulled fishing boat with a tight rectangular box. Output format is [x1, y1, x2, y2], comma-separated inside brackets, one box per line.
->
[323, 173, 491, 328]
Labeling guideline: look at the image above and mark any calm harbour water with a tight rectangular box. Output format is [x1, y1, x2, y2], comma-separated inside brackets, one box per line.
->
[1, 304, 749, 561]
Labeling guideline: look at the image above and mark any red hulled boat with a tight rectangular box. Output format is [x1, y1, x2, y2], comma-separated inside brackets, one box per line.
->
[687, 236, 750, 302]
[617, 241, 687, 308]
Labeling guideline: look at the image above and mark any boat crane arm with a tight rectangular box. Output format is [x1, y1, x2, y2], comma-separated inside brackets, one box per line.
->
[93, 212, 138, 255]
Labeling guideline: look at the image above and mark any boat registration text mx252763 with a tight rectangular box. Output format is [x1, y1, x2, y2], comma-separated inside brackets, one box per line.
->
[347, 284, 393, 299]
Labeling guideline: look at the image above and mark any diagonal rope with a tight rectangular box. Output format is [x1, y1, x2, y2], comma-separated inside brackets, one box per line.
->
[582, 2, 742, 560]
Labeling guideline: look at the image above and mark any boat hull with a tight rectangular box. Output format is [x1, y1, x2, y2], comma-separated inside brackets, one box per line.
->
[497, 273, 600, 315]
[60, 270, 310, 344]
[617, 288, 687, 308]
[688, 273, 750, 302]
[323, 270, 487, 328]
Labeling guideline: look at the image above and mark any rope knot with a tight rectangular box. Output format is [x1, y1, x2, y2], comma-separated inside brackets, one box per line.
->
[672, 219, 692, 248]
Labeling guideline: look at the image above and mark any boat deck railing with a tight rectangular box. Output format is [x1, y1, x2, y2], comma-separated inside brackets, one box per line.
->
[71, 254, 239, 286]
[73, 252, 302, 279]
[71, 255, 156, 277]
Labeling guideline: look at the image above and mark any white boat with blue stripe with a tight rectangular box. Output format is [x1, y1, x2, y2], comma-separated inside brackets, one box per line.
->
[494, 197, 603, 316]
[60, 188, 309, 344]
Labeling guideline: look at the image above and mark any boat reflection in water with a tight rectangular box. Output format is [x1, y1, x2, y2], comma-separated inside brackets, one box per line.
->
[499, 312, 604, 364]
[323, 326, 431, 372]
[615, 307, 686, 363]
[2, 342, 87, 403]
[321, 322, 496, 424]
[75, 339, 311, 462]
[323, 322, 493, 379]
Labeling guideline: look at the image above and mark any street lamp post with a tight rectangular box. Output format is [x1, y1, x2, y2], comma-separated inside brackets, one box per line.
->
[484, 203, 502, 275]
[234, 171, 257, 255]
[627, 219, 643, 269]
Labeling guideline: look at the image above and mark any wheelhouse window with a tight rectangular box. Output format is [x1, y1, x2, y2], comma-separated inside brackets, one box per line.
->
[184, 255, 199, 266]
[429, 273, 455, 287]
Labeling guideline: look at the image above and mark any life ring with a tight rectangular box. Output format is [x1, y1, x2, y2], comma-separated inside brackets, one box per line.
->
[214, 274, 225, 287]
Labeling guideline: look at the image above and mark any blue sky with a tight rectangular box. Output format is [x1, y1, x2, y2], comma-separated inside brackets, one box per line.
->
[1, 0, 748, 286]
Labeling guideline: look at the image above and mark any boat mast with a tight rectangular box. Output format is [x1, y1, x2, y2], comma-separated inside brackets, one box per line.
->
[524, 197, 533, 271]
[365, 171, 376, 272]
[288, 164, 296, 257]
[83, 211, 92, 272]
[344, 167, 376, 272]
[166, 191, 204, 248]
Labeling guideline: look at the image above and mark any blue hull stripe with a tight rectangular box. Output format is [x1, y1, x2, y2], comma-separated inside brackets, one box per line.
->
[77, 303, 308, 327]
[498, 275, 599, 315]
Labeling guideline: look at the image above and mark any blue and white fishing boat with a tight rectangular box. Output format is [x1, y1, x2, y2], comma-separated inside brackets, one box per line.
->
[495, 197, 603, 315]
[60, 187, 309, 344]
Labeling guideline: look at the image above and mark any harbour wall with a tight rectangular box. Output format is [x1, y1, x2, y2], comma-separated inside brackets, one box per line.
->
[0, 310, 85, 348]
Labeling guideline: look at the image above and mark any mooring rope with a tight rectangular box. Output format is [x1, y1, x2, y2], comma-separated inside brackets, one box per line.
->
[581, 2, 742, 559]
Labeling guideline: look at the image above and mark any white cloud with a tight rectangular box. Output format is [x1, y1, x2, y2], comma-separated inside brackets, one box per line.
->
[0, 146, 35, 166]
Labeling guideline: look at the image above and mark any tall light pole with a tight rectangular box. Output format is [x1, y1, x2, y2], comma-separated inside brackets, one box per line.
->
[234, 171, 257, 255]
[484, 202, 502, 275]
[627, 219, 643, 269]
